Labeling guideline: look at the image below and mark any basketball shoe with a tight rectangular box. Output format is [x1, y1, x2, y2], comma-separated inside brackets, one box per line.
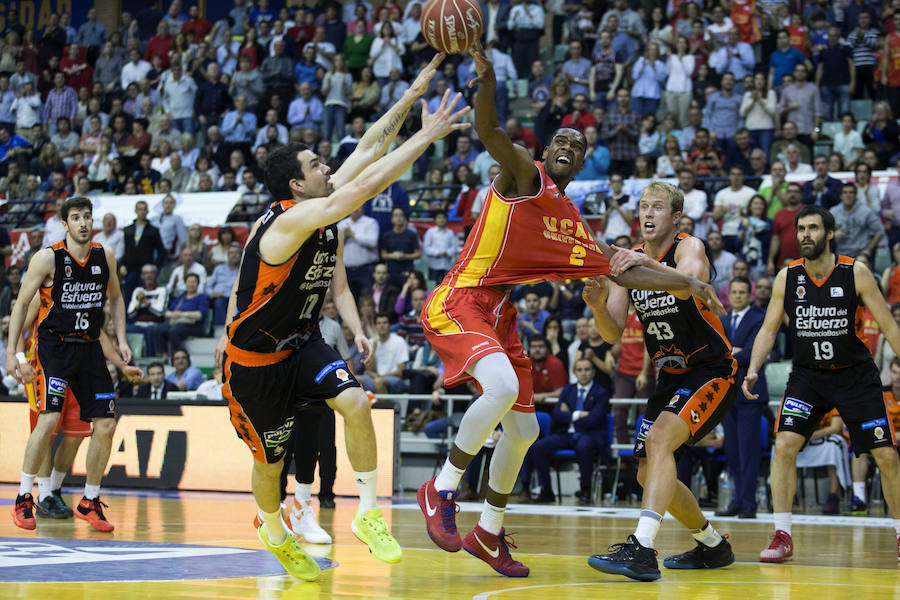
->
[462, 525, 529, 577]
[588, 535, 661, 581]
[417, 476, 461, 551]
[12, 493, 36, 530]
[36, 491, 72, 519]
[257, 522, 320, 581]
[75, 497, 114, 532]
[848, 496, 867, 515]
[759, 530, 793, 563]
[352, 507, 403, 563]
[663, 535, 735, 569]
[290, 499, 332, 544]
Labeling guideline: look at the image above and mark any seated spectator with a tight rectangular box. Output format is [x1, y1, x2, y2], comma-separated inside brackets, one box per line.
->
[361, 312, 409, 393]
[801, 155, 842, 208]
[379, 206, 421, 287]
[184, 224, 211, 272]
[165, 348, 205, 391]
[126, 263, 168, 355]
[150, 272, 209, 358]
[770, 120, 811, 165]
[685, 127, 724, 177]
[833, 112, 865, 168]
[196, 365, 224, 400]
[209, 226, 236, 271]
[167, 247, 208, 297]
[444, 134, 478, 172]
[741, 195, 774, 278]
[349, 65, 380, 121]
[131, 152, 161, 194]
[185, 154, 221, 193]
[93, 212, 124, 263]
[543, 315, 572, 372]
[529, 358, 610, 503]
[574, 125, 610, 180]
[863, 101, 900, 169]
[707, 230, 737, 293]
[137, 362, 177, 400]
[714, 166, 756, 253]
[208, 243, 241, 325]
[832, 182, 883, 259]
[783, 144, 813, 175]
[795, 409, 849, 515]
[529, 335, 568, 413]
[394, 270, 426, 321]
[518, 291, 551, 343]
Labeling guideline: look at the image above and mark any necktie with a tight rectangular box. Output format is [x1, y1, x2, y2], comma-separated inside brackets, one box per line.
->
[731, 313, 738, 334]
[576, 387, 585, 412]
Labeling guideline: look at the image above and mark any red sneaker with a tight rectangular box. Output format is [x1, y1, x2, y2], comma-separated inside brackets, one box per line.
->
[462, 525, 529, 577]
[75, 497, 114, 532]
[417, 477, 461, 552]
[12, 494, 36, 530]
[759, 529, 793, 563]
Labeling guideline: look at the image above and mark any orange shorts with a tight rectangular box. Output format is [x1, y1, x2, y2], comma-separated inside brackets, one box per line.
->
[28, 388, 91, 438]
[421, 285, 534, 412]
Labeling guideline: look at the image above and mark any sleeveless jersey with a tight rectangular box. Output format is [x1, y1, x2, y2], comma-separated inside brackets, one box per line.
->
[443, 161, 610, 288]
[887, 32, 900, 87]
[783, 256, 871, 370]
[37, 240, 108, 341]
[628, 234, 731, 372]
[228, 200, 337, 354]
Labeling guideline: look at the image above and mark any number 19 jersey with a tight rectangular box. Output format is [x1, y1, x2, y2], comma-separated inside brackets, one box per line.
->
[783, 256, 871, 370]
[628, 234, 731, 372]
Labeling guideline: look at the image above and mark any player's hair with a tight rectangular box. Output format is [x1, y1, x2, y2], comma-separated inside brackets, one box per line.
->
[640, 181, 684, 213]
[729, 276, 751, 290]
[549, 127, 587, 150]
[60, 196, 93, 220]
[794, 205, 835, 232]
[264, 142, 309, 201]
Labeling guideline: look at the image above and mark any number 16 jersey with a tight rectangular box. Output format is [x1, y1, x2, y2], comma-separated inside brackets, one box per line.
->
[38, 240, 109, 341]
[628, 234, 731, 372]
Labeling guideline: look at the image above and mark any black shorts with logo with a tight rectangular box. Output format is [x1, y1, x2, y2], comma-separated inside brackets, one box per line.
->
[634, 357, 736, 460]
[777, 361, 896, 455]
[223, 332, 361, 464]
[33, 333, 116, 420]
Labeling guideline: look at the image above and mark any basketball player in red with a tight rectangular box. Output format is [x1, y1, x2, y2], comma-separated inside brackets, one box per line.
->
[584, 182, 736, 581]
[417, 44, 722, 577]
[743, 205, 900, 563]
[214, 55, 471, 581]
[7, 197, 131, 532]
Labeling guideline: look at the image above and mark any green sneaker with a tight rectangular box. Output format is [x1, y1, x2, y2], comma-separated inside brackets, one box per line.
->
[351, 507, 403, 564]
[257, 522, 321, 581]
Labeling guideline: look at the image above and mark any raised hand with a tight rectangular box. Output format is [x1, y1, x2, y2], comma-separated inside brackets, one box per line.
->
[419, 90, 471, 141]
[408, 52, 446, 98]
[582, 277, 609, 308]
[467, 40, 495, 89]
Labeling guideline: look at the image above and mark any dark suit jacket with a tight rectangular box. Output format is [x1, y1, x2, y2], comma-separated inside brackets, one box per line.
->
[123, 221, 167, 272]
[724, 307, 769, 403]
[374, 284, 401, 323]
[136, 381, 177, 400]
[801, 176, 842, 209]
[550, 382, 610, 449]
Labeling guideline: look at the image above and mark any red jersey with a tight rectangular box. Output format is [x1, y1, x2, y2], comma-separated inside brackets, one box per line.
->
[443, 161, 610, 288]
[886, 33, 900, 87]
[532, 353, 568, 393]
[731, 0, 760, 44]
[617, 310, 648, 376]
[786, 25, 809, 56]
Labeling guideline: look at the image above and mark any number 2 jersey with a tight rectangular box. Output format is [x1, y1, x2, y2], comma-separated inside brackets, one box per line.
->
[783, 256, 871, 370]
[628, 234, 731, 372]
[37, 240, 109, 341]
[228, 200, 337, 354]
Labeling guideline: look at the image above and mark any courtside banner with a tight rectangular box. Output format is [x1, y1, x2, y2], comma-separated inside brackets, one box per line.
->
[0, 400, 395, 495]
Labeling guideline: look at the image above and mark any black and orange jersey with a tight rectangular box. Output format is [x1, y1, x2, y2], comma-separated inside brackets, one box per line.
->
[37, 240, 108, 341]
[228, 200, 338, 355]
[784, 255, 872, 370]
[628, 233, 732, 372]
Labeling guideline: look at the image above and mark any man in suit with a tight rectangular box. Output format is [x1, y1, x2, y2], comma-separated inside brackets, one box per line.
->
[716, 276, 768, 518]
[122, 200, 168, 303]
[137, 362, 177, 400]
[371, 262, 401, 323]
[530, 358, 611, 504]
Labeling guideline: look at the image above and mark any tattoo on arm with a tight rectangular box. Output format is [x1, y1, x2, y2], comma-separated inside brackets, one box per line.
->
[377, 112, 405, 146]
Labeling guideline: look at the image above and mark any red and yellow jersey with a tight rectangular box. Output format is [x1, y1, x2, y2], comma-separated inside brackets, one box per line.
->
[786, 25, 809, 56]
[731, 0, 760, 44]
[887, 33, 900, 87]
[443, 161, 610, 288]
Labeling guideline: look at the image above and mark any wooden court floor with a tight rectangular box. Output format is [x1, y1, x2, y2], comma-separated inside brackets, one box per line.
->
[0, 484, 898, 600]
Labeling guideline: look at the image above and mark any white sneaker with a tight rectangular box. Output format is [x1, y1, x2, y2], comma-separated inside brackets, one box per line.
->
[290, 499, 332, 544]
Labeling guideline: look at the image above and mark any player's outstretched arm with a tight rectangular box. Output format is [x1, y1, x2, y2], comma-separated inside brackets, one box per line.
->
[105, 246, 131, 364]
[744, 268, 788, 399]
[583, 277, 629, 343]
[262, 92, 470, 263]
[331, 53, 447, 190]
[468, 41, 536, 187]
[332, 231, 372, 360]
[6, 250, 53, 382]
[858, 260, 900, 357]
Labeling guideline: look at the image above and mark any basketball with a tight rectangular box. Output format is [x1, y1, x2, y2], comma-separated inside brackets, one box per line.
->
[420, 0, 483, 54]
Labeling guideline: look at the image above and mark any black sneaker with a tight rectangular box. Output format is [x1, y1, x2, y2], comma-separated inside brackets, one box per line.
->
[52, 489, 74, 517]
[663, 535, 735, 569]
[588, 534, 660, 581]
[36, 492, 72, 519]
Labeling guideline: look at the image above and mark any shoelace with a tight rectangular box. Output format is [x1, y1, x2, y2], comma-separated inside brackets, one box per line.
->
[364, 512, 394, 542]
[90, 499, 110, 519]
[19, 498, 34, 519]
[767, 532, 789, 549]
[439, 499, 459, 534]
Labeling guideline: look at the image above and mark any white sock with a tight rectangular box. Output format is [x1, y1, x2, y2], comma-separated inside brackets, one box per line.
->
[634, 510, 663, 548]
[37, 478, 52, 502]
[50, 468, 66, 492]
[259, 508, 287, 545]
[478, 501, 506, 536]
[853, 482, 867, 502]
[773, 512, 792, 536]
[84, 484, 101, 500]
[894, 519, 900, 537]
[434, 459, 465, 493]
[294, 483, 312, 508]
[691, 521, 723, 548]
[354, 469, 378, 514]
[18, 472, 35, 497]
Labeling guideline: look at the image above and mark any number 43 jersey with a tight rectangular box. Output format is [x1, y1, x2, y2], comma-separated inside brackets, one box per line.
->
[228, 200, 337, 354]
[38, 240, 109, 341]
[783, 256, 871, 370]
[628, 234, 731, 372]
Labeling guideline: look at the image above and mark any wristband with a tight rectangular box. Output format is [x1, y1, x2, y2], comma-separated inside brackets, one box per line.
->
[15, 352, 26, 365]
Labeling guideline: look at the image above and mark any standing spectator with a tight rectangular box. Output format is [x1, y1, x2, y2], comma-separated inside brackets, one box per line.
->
[221, 94, 257, 146]
[561, 40, 592, 98]
[686, 127, 725, 177]
[152, 194, 187, 262]
[508, 0, 545, 76]
[724, 127, 756, 174]
[161, 62, 197, 136]
[679, 105, 704, 151]
[259, 39, 295, 108]
[768, 182, 803, 274]
[370, 262, 401, 322]
[288, 82, 323, 131]
[574, 125, 610, 180]
[344, 19, 375, 79]
[801, 155, 843, 208]
[676, 168, 710, 238]
[589, 31, 625, 112]
[230, 55, 264, 113]
[779, 63, 822, 148]
[379, 206, 421, 287]
[665, 37, 695, 128]
[322, 54, 352, 144]
[529, 335, 568, 411]
[768, 28, 811, 89]
[368, 22, 403, 84]
[144, 21, 173, 69]
[121, 48, 151, 91]
[304, 26, 337, 72]
[485, 40, 516, 125]
[122, 200, 167, 299]
[162, 153, 190, 193]
[93, 213, 124, 263]
[707, 230, 737, 293]
[338, 206, 380, 297]
[630, 43, 666, 116]
[12, 81, 40, 136]
[716, 277, 767, 519]
[422, 210, 458, 283]
[194, 63, 230, 134]
[741, 73, 777, 157]
[714, 166, 757, 252]
[832, 182, 884, 259]
[703, 72, 742, 145]
[596, 172, 634, 243]
[380, 68, 409, 113]
[817, 27, 855, 121]
[601, 88, 639, 176]
[362, 313, 409, 393]
[181, 4, 212, 44]
[600, 0, 645, 40]
[847, 10, 879, 99]
[712, 29, 755, 90]
[207, 243, 241, 326]
[41, 72, 76, 136]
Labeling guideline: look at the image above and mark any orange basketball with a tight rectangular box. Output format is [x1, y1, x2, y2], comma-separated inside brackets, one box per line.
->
[420, 0, 484, 54]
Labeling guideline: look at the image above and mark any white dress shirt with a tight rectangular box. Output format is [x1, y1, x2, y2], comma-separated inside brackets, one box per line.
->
[337, 214, 380, 267]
